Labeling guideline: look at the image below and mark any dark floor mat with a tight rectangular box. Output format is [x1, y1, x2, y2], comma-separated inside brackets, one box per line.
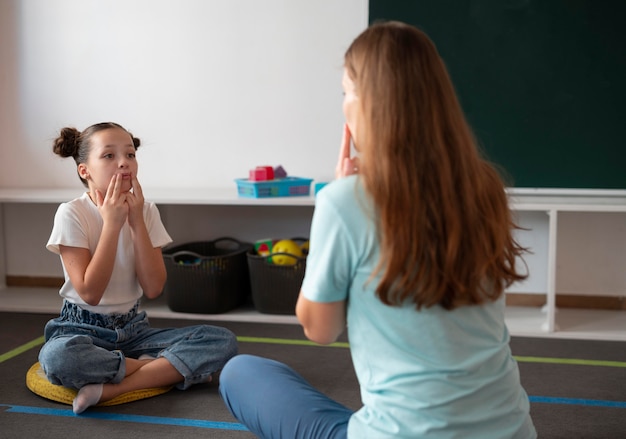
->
[1, 312, 625, 439]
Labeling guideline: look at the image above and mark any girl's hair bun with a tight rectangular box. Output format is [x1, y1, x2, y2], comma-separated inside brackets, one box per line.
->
[52, 127, 81, 158]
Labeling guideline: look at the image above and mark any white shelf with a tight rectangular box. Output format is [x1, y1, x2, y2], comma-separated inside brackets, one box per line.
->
[1, 286, 624, 341]
[1, 187, 625, 341]
[0, 287, 299, 324]
[0, 187, 317, 206]
[508, 190, 626, 212]
[3, 187, 626, 210]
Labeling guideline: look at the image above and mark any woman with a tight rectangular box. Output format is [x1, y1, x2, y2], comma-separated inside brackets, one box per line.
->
[219, 21, 536, 438]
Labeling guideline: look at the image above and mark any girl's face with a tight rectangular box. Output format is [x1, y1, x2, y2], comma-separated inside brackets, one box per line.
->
[78, 127, 138, 195]
[342, 68, 359, 148]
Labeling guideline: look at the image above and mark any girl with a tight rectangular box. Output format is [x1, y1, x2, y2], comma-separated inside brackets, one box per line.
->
[219, 22, 537, 438]
[39, 122, 238, 414]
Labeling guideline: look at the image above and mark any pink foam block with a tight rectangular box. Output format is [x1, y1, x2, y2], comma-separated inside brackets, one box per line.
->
[249, 166, 275, 181]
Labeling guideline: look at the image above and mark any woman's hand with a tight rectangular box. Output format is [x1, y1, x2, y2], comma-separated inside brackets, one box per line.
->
[335, 123, 359, 179]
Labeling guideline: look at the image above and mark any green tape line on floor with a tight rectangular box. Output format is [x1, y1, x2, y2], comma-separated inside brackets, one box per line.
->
[0, 336, 45, 364]
[3, 335, 625, 369]
[237, 337, 626, 367]
[513, 355, 626, 368]
[237, 336, 350, 348]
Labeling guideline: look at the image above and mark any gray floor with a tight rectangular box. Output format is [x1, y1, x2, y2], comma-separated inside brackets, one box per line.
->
[1, 312, 625, 438]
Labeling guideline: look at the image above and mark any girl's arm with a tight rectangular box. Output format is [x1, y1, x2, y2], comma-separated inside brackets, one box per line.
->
[126, 175, 167, 298]
[60, 220, 122, 306]
[61, 176, 128, 306]
[129, 222, 167, 299]
[295, 293, 346, 345]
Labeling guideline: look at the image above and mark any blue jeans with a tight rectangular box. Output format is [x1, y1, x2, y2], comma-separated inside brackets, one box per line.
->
[219, 354, 353, 439]
[38, 300, 238, 390]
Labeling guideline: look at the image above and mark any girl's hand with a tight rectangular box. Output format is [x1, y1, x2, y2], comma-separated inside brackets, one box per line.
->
[335, 123, 359, 179]
[126, 174, 145, 229]
[95, 174, 129, 230]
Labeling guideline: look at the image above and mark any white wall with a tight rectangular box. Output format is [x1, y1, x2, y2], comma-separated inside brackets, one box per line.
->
[0, 0, 368, 190]
[1, 0, 624, 300]
[556, 212, 626, 295]
[0, 0, 367, 278]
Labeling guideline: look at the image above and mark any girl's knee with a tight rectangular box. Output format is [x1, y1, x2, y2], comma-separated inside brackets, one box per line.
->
[216, 326, 237, 347]
[223, 328, 238, 356]
[197, 325, 239, 359]
[39, 335, 88, 366]
[38, 335, 92, 384]
[214, 327, 238, 367]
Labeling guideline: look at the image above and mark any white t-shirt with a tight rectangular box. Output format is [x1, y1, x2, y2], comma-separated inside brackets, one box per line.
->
[301, 176, 536, 439]
[47, 192, 173, 314]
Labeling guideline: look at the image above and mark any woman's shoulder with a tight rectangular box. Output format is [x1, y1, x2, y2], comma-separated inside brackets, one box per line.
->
[318, 176, 369, 210]
[317, 175, 360, 201]
[315, 177, 374, 229]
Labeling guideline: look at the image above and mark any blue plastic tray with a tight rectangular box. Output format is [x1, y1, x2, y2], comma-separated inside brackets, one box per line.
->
[235, 177, 313, 198]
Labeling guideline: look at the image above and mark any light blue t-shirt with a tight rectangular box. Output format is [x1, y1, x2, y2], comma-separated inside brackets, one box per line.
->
[301, 176, 536, 439]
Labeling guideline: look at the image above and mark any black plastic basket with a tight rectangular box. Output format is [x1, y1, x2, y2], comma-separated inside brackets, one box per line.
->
[162, 237, 252, 314]
[246, 238, 307, 314]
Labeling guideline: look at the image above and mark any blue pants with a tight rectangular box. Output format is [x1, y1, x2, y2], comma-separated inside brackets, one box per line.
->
[219, 354, 354, 439]
[38, 300, 238, 390]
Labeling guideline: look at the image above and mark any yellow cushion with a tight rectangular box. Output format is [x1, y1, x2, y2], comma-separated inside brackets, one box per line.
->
[26, 362, 173, 406]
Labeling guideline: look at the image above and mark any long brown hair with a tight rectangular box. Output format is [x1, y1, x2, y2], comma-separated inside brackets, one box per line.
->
[345, 21, 527, 310]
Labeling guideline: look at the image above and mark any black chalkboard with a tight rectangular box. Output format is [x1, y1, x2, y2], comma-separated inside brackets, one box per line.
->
[369, 0, 626, 189]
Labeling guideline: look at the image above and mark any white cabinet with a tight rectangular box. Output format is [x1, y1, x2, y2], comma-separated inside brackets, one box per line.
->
[507, 190, 626, 340]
